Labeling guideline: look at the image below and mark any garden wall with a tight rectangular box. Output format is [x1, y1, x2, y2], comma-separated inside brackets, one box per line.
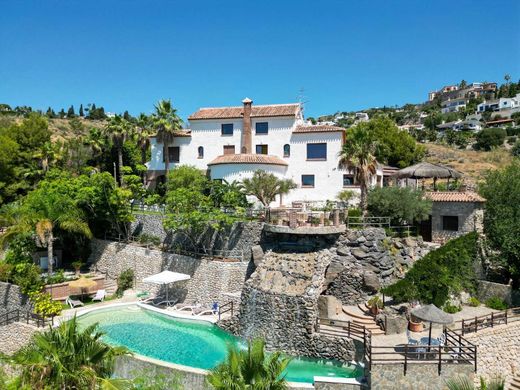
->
[88, 239, 249, 307]
[0, 281, 31, 317]
[477, 280, 519, 306]
[369, 362, 474, 389]
[465, 320, 520, 388]
[130, 214, 264, 261]
[44, 276, 105, 301]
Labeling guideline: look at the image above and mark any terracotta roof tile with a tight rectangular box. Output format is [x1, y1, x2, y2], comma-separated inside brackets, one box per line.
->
[208, 154, 288, 166]
[188, 104, 300, 120]
[426, 191, 486, 203]
[293, 124, 345, 134]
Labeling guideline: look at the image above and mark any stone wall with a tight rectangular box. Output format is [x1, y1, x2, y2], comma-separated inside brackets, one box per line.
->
[0, 322, 39, 355]
[130, 215, 264, 261]
[477, 280, 516, 306]
[89, 239, 249, 307]
[0, 282, 31, 317]
[323, 229, 432, 305]
[44, 276, 105, 300]
[465, 321, 520, 388]
[369, 362, 475, 389]
[431, 201, 483, 244]
[232, 249, 357, 361]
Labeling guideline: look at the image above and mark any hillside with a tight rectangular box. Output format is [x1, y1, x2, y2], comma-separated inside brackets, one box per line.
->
[424, 143, 512, 186]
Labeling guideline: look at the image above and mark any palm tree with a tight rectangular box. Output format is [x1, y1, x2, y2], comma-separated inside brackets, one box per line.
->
[152, 99, 183, 173]
[207, 338, 291, 390]
[103, 115, 135, 185]
[8, 315, 129, 389]
[242, 170, 297, 208]
[445, 375, 505, 390]
[135, 113, 153, 166]
[0, 192, 92, 275]
[339, 123, 378, 214]
[85, 126, 108, 168]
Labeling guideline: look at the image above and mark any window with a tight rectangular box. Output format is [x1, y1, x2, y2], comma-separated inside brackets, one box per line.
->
[306, 143, 327, 160]
[223, 145, 235, 155]
[442, 216, 459, 231]
[221, 123, 233, 135]
[343, 174, 356, 186]
[255, 122, 268, 134]
[283, 144, 290, 157]
[301, 175, 315, 188]
[197, 146, 204, 159]
[256, 144, 268, 154]
[163, 146, 180, 163]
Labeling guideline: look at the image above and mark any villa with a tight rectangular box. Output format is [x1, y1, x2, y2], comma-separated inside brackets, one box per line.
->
[146, 98, 384, 206]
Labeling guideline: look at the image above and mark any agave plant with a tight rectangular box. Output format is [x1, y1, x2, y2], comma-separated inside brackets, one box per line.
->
[207, 338, 291, 390]
[7, 315, 129, 389]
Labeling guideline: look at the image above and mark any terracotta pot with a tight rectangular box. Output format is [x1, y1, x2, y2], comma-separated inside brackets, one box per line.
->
[408, 320, 423, 332]
[369, 305, 379, 315]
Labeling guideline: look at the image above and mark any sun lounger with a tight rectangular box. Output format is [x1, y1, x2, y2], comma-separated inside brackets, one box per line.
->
[91, 289, 106, 302]
[66, 297, 84, 308]
[192, 302, 219, 316]
[172, 302, 201, 312]
[140, 293, 165, 304]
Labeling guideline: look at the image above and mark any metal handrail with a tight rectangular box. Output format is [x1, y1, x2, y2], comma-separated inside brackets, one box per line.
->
[218, 301, 234, 321]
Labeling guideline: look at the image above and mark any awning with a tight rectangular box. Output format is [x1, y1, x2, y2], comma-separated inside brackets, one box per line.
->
[143, 270, 191, 285]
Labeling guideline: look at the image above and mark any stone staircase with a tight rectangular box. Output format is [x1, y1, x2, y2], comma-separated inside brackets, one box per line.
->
[510, 373, 520, 390]
[342, 304, 385, 336]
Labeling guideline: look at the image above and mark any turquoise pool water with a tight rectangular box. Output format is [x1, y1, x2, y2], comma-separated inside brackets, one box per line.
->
[77, 305, 362, 384]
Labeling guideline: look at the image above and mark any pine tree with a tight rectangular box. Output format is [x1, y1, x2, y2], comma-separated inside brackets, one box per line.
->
[67, 105, 75, 118]
[123, 110, 131, 120]
[46, 107, 55, 118]
[79, 104, 84, 117]
[59, 109, 66, 118]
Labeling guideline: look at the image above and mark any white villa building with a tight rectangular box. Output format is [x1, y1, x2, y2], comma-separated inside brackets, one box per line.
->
[146, 98, 384, 206]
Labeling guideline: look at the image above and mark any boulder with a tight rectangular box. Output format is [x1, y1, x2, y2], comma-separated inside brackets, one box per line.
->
[377, 315, 408, 335]
[251, 245, 264, 266]
[403, 237, 417, 248]
[352, 249, 369, 259]
[363, 271, 380, 293]
[336, 246, 350, 256]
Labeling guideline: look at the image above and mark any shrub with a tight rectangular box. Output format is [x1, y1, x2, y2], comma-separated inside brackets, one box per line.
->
[71, 261, 83, 273]
[45, 269, 66, 285]
[138, 233, 161, 247]
[468, 297, 480, 307]
[0, 262, 13, 282]
[474, 128, 506, 150]
[382, 233, 478, 307]
[506, 126, 520, 137]
[485, 296, 508, 310]
[116, 269, 134, 297]
[443, 303, 461, 314]
[367, 186, 432, 225]
[29, 291, 63, 317]
[511, 140, 520, 157]
[12, 263, 44, 294]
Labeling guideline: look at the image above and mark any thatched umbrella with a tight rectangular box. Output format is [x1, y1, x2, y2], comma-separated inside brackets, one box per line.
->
[394, 162, 462, 190]
[69, 277, 97, 300]
[411, 304, 454, 346]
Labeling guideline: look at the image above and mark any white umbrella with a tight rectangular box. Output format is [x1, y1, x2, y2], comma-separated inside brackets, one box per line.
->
[143, 271, 191, 306]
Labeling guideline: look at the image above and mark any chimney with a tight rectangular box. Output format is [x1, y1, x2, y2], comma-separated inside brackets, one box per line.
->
[241, 97, 253, 154]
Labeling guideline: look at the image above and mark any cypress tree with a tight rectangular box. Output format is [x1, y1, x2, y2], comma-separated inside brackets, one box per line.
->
[59, 108, 66, 118]
[67, 105, 75, 118]
[79, 104, 84, 117]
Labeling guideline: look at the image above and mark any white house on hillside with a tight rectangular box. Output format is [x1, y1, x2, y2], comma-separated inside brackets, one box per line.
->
[146, 98, 384, 206]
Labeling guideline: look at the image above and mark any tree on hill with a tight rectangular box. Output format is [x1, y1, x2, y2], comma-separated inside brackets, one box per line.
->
[67, 105, 75, 118]
[103, 115, 135, 185]
[474, 128, 506, 151]
[79, 103, 84, 117]
[58, 108, 66, 118]
[45, 107, 56, 118]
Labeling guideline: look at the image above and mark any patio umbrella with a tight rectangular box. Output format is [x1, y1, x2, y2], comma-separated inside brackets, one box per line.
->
[411, 304, 454, 346]
[69, 277, 97, 300]
[142, 270, 191, 306]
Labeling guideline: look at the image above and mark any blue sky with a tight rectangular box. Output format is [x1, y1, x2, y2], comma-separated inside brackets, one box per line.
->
[1, 0, 519, 120]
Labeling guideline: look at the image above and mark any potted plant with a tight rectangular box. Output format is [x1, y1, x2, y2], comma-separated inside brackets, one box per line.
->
[71, 261, 83, 277]
[367, 295, 383, 315]
[408, 317, 423, 332]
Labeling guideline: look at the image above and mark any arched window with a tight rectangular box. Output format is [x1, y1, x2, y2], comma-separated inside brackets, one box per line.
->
[283, 144, 290, 157]
[198, 146, 204, 159]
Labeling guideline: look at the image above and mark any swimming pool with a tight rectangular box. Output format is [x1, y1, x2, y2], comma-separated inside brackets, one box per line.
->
[76, 305, 362, 384]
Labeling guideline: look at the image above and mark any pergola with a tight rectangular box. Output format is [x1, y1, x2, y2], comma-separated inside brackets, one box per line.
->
[394, 162, 462, 190]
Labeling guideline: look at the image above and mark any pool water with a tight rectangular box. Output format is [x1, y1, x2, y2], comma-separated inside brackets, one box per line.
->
[77, 305, 362, 384]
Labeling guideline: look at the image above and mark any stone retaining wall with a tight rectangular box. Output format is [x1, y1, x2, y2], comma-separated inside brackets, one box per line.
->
[89, 239, 249, 307]
[0, 282, 31, 317]
[465, 320, 520, 388]
[44, 276, 105, 300]
[477, 280, 517, 306]
[0, 322, 39, 355]
[369, 362, 475, 389]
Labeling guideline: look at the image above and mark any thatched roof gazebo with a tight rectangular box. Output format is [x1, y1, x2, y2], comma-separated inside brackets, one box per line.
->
[394, 162, 462, 190]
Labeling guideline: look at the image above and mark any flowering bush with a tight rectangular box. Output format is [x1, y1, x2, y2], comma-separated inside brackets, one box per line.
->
[29, 291, 63, 317]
